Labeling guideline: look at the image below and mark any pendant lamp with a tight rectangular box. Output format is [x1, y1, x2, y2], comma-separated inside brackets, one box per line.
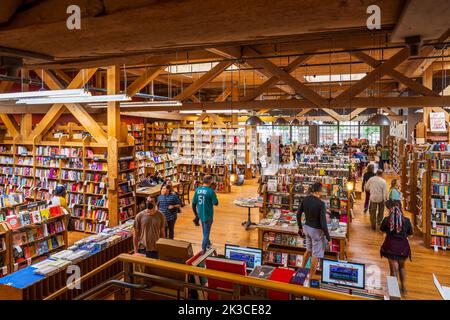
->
[246, 115, 264, 126]
[290, 118, 300, 125]
[274, 117, 287, 125]
[366, 111, 391, 126]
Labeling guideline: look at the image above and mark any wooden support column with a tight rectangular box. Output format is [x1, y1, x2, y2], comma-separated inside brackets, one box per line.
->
[20, 114, 33, 139]
[0, 114, 20, 138]
[106, 65, 121, 227]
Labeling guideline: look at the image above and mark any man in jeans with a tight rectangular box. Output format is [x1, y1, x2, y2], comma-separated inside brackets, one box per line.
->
[297, 182, 331, 279]
[365, 169, 388, 230]
[133, 197, 166, 258]
[157, 184, 181, 239]
[192, 175, 219, 253]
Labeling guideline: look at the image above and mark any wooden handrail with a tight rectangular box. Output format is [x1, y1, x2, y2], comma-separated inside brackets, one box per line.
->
[46, 253, 372, 300]
[118, 254, 367, 300]
[44, 257, 120, 300]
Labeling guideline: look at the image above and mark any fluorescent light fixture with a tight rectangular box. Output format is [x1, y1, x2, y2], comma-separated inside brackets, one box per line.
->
[17, 94, 131, 105]
[179, 109, 247, 114]
[304, 73, 366, 83]
[88, 100, 182, 108]
[0, 89, 89, 101]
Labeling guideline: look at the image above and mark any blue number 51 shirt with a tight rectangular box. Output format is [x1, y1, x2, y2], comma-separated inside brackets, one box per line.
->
[192, 186, 219, 222]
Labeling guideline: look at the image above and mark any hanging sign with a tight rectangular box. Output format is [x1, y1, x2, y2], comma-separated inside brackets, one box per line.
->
[429, 112, 447, 132]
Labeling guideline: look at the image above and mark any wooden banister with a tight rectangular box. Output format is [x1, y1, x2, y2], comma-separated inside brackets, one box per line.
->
[45, 253, 371, 300]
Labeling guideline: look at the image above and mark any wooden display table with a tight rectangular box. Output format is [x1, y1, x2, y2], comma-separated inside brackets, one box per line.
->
[0, 236, 133, 300]
[136, 182, 180, 198]
[257, 224, 347, 261]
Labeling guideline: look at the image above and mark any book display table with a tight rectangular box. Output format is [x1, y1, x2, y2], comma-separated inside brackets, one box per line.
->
[0, 228, 133, 300]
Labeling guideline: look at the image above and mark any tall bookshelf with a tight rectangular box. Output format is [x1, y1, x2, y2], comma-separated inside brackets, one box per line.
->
[427, 148, 450, 250]
[127, 123, 145, 152]
[387, 136, 406, 174]
[0, 222, 11, 277]
[0, 135, 136, 234]
[147, 122, 174, 154]
[178, 163, 231, 193]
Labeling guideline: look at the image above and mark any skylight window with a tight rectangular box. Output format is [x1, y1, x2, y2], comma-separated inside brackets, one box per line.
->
[165, 63, 238, 76]
[304, 73, 367, 83]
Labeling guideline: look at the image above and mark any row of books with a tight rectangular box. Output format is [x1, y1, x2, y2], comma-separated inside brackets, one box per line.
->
[431, 226, 450, 237]
[431, 199, 450, 210]
[15, 235, 65, 262]
[6, 205, 63, 230]
[12, 220, 65, 246]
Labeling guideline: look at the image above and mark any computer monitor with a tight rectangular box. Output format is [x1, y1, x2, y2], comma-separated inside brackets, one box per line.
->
[224, 244, 262, 272]
[321, 259, 365, 290]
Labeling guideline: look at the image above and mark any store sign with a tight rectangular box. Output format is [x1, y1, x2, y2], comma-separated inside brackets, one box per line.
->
[429, 112, 447, 132]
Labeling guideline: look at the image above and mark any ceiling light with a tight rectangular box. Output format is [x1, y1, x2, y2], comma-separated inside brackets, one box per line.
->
[304, 73, 366, 83]
[274, 117, 287, 125]
[17, 94, 131, 105]
[290, 118, 300, 125]
[179, 109, 247, 114]
[0, 89, 89, 101]
[245, 115, 264, 126]
[366, 113, 391, 126]
[89, 100, 182, 108]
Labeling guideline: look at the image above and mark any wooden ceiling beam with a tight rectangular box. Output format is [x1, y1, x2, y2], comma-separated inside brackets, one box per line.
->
[399, 28, 450, 84]
[28, 68, 98, 140]
[331, 47, 410, 108]
[242, 54, 313, 102]
[174, 61, 233, 101]
[0, 114, 20, 138]
[351, 50, 438, 96]
[119, 96, 450, 112]
[126, 66, 167, 97]
[214, 87, 232, 102]
[242, 47, 328, 107]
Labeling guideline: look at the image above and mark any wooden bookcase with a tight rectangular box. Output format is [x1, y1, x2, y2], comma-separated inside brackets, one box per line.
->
[178, 163, 231, 193]
[258, 167, 352, 262]
[0, 124, 136, 233]
[0, 222, 11, 277]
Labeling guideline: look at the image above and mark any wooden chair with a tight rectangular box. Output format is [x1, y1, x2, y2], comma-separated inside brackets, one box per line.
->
[179, 181, 192, 206]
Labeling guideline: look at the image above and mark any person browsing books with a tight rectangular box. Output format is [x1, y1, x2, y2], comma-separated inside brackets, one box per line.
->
[51, 185, 68, 211]
[192, 175, 219, 253]
[389, 179, 402, 208]
[296, 182, 331, 279]
[365, 169, 388, 231]
[133, 196, 166, 258]
[362, 164, 376, 214]
[157, 184, 181, 239]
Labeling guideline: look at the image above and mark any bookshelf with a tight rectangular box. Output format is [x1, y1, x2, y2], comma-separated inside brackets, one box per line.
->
[401, 144, 414, 212]
[413, 146, 428, 234]
[145, 151, 177, 181]
[257, 166, 352, 262]
[127, 123, 145, 152]
[0, 222, 11, 277]
[7, 203, 68, 272]
[0, 134, 136, 234]
[387, 136, 406, 175]
[147, 122, 174, 154]
[427, 146, 450, 250]
[178, 164, 231, 193]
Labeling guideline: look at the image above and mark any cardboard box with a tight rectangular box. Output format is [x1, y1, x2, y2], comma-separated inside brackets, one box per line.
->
[156, 238, 193, 264]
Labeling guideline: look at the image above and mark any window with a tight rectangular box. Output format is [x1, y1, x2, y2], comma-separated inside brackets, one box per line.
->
[319, 126, 338, 145]
[273, 126, 290, 144]
[292, 126, 310, 144]
[338, 125, 359, 144]
[360, 126, 381, 145]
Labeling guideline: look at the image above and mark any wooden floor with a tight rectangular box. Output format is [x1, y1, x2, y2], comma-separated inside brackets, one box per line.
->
[69, 175, 450, 300]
